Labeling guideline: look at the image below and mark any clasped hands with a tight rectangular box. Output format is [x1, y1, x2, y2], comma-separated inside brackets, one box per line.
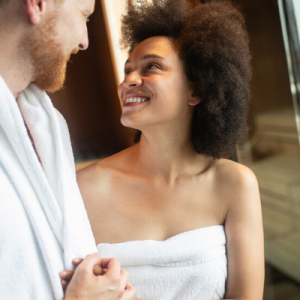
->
[60, 253, 136, 300]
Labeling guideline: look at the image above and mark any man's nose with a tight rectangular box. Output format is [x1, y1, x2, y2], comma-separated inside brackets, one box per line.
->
[79, 27, 89, 50]
[123, 71, 143, 88]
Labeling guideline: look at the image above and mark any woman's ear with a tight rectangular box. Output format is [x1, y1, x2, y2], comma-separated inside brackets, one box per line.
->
[188, 91, 202, 107]
[24, 0, 46, 25]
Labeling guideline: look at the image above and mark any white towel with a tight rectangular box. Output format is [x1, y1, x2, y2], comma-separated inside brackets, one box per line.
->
[0, 76, 97, 300]
[97, 225, 227, 300]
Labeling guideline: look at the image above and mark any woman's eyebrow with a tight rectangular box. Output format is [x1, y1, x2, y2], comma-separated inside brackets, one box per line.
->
[141, 54, 165, 61]
[125, 54, 165, 65]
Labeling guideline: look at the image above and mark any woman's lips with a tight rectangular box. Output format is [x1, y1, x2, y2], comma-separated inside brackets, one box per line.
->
[123, 102, 146, 107]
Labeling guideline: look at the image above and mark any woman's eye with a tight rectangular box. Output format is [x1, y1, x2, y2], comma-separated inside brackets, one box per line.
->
[147, 63, 158, 70]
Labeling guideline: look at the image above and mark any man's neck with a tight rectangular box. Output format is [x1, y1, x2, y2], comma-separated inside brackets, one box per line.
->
[0, 13, 33, 98]
[0, 67, 32, 99]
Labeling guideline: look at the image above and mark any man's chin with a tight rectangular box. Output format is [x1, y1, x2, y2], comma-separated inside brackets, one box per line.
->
[33, 62, 68, 93]
[36, 77, 66, 94]
[34, 77, 65, 93]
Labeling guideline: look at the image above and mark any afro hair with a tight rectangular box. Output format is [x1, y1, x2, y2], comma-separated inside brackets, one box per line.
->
[121, 0, 252, 159]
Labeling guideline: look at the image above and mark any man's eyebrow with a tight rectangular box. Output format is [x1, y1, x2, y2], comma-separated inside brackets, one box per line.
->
[125, 54, 165, 65]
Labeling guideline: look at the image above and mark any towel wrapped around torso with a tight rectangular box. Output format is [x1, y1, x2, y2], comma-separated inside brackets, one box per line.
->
[97, 225, 227, 300]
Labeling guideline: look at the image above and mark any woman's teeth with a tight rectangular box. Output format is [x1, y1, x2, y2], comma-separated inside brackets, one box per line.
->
[125, 97, 148, 104]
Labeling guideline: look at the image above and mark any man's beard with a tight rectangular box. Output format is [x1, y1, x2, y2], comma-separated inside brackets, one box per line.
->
[23, 14, 72, 93]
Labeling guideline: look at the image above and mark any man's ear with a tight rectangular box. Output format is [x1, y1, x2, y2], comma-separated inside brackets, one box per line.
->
[188, 91, 202, 107]
[25, 0, 46, 25]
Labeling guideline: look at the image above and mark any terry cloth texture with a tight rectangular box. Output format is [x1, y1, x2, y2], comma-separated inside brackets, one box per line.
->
[97, 225, 227, 300]
[0, 77, 97, 300]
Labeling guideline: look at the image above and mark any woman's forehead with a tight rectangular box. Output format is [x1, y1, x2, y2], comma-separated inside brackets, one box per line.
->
[129, 36, 177, 60]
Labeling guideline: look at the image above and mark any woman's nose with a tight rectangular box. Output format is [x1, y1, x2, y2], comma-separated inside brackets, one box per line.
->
[123, 71, 142, 88]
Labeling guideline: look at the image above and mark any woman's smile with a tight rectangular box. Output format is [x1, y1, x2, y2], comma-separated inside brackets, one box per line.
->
[123, 98, 149, 107]
[123, 93, 150, 107]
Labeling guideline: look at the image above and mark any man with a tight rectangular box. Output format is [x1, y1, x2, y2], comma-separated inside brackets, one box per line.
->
[0, 0, 135, 299]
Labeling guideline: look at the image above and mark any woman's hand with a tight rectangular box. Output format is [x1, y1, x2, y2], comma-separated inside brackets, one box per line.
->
[62, 253, 136, 300]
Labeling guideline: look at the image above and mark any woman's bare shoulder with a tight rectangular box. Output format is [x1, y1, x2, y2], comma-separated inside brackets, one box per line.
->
[76, 146, 136, 189]
[212, 159, 259, 205]
[214, 158, 257, 181]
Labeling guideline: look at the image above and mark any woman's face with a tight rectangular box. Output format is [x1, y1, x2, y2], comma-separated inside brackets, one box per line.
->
[118, 36, 199, 131]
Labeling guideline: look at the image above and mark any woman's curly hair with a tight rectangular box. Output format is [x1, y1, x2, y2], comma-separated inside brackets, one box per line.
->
[121, 0, 251, 159]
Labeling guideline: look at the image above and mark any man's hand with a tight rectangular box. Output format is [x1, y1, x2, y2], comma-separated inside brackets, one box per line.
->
[62, 253, 136, 300]
[60, 257, 102, 289]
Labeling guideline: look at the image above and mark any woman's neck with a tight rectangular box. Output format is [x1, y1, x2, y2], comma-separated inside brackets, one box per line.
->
[131, 125, 213, 183]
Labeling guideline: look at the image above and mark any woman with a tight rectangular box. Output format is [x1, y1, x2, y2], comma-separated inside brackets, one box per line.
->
[62, 0, 264, 299]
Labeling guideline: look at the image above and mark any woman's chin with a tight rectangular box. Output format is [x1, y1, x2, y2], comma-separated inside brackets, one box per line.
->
[120, 115, 142, 129]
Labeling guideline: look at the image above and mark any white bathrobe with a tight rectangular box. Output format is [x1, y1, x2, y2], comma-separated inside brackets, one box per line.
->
[0, 77, 97, 300]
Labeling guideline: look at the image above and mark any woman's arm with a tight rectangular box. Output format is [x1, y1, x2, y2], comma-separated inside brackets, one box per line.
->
[222, 165, 264, 300]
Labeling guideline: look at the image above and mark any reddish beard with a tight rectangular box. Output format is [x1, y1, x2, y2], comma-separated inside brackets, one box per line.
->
[24, 14, 72, 93]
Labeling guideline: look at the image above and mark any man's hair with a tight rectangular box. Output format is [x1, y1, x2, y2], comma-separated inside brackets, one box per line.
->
[121, 0, 252, 159]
